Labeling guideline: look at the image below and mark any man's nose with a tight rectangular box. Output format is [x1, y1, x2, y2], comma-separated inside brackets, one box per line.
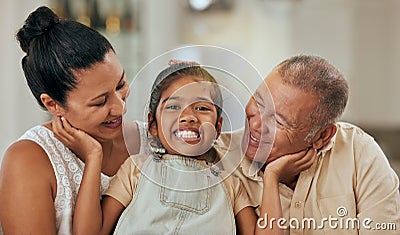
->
[246, 100, 262, 131]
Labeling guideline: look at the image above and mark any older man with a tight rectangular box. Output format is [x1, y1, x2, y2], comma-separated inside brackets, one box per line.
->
[217, 55, 400, 234]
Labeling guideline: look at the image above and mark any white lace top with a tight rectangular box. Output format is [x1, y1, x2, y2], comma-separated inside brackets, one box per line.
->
[16, 121, 148, 235]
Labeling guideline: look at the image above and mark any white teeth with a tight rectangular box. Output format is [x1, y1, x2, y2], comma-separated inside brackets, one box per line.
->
[175, 130, 199, 139]
[250, 133, 260, 142]
[104, 119, 118, 124]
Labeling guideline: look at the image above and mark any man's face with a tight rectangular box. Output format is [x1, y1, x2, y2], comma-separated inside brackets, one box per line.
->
[243, 68, 318, 165]
[241, 79, 275, 163]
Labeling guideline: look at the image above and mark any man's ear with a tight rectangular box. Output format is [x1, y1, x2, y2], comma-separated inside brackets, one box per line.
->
[40, 94, 64, 116]
[311, 124, 337, 150]
[215, 116, 223, 139]
[147, 113, 158, 137]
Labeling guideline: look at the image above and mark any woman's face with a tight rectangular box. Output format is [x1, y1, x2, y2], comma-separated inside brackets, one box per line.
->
[150, 76, 222, 157]
[60, 51, 129, 143]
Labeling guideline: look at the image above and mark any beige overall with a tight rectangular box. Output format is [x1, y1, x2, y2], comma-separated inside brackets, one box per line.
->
[114, 155, 236, 235]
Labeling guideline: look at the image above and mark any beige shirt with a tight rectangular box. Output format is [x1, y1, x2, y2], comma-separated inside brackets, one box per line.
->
[218, 122, 400, 234]
[104, 153, 255, 216]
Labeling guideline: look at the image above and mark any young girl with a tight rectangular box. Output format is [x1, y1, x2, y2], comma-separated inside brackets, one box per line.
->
[72, 61, 263, 234]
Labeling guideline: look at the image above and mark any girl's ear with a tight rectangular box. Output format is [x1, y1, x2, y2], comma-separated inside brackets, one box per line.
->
[40, 93, 64, 116]
[148, 113, 158, 137]
[215, 116, 223, 139]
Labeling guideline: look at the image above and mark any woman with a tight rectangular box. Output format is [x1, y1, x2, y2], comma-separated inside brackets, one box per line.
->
[0, 6, 147, 234]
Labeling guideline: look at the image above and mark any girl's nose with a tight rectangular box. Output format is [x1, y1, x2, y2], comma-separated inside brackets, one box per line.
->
[179, 106, 198, 123]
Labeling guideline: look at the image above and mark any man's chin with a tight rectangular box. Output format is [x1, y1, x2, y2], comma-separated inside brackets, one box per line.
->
[243, 148, 256, 159]
[244, 152, 254, 161]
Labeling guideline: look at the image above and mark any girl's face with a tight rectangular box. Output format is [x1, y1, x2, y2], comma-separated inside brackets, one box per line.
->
[150, 76, 222, 158]
[59, 51, 129, 143]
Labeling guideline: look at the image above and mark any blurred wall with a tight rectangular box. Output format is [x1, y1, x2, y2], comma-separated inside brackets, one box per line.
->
[178, 0, 400, 128]
[137, 0, 400, 166]
[0, 0, 50, 160]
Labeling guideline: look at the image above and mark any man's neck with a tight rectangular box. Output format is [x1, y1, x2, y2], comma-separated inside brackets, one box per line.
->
[282, 174, 299, 190]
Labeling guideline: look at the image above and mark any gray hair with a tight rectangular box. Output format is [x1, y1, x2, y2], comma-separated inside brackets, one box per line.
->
[277, 55, 349, 142]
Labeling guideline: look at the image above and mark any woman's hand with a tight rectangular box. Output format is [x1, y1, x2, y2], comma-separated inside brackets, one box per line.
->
[52, 116, 102, 162]
[264, 148, 316, 185]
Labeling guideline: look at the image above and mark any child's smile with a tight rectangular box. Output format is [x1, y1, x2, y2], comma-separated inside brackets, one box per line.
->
[150, 76, 222, 158]
[174, 128, 201, 144]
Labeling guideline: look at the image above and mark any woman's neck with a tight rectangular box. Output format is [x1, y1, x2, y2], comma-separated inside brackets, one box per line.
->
[99, 136, 129, 176]
[99, 139, 118, 176]
[101, 140, 114, 160]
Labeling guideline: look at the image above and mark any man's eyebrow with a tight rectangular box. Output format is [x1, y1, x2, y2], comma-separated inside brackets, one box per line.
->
[276, 112, 294, 128]
[254, 91, 264, 102]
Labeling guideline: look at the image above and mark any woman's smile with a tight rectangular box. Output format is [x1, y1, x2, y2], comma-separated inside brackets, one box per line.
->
[102, 116, 123, 129]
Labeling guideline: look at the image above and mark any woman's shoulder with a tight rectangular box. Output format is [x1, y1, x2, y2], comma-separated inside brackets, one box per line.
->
[1, 125, 56, 183]
[17, 125, 55, 143]
[4, 124, 51, 162]
[3, 136, 53, 169]
[1, 139, 56, 189]
[0, 140, 57, 231]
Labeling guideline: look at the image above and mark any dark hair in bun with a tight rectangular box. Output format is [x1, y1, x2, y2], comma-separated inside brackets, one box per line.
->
[16, 6, 60, 53]
[16, 6, 115, 109]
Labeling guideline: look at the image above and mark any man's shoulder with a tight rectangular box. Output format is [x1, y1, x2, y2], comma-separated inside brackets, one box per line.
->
[336, 121, 365, 132]
[333, 122, 388, 163]
[335, 121, 374, 142]
[218, 129, 244, 149]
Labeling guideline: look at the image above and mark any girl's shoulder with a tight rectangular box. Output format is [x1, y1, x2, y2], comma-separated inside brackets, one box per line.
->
[122, 120, 150, 155]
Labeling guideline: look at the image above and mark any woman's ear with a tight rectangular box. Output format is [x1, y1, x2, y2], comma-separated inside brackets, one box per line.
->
[40, 94, 64, 116]
[215, 116, 223, 139]
[311, 124, 337, 150]
[147, 113, 158, 137]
